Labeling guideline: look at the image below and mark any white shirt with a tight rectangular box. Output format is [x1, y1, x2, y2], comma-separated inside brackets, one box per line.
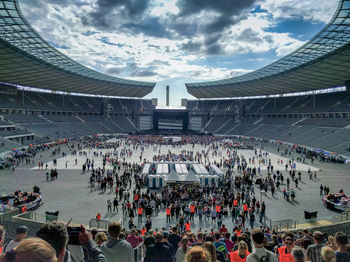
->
[246, 247, 278, 262]
[4, 240, 21, 252]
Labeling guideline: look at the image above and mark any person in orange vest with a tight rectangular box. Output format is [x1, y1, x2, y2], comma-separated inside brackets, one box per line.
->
[243, 203, 248, 218]
[233, 199, 238, 207]
[96, 213, 101, 221]
[141, 226, 146, 236]
[230, 240, 250, 262]
[185, 221, 191, 232]
[138, 207, 143, 223]
[216, 204, 221, 215]
[277, 237, 295, 262]
[190, 204, 196, 220]
[21, 206, 27, 213]
[166, 206, 171, 223]
[235, 227, 242, 237]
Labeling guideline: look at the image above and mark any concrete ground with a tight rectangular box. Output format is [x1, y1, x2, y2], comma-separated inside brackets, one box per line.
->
[0, 140, 349, 233]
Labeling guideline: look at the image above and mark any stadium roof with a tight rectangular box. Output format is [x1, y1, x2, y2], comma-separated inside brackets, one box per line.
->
[186, 0, 350, 98]
[0, 0, 155, 97]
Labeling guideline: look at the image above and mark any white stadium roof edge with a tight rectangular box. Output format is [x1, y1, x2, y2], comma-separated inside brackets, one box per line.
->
[0, 0, 155, 97]
[186, 0, 350, 99]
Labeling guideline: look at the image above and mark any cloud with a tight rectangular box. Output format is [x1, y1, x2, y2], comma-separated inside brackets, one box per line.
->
[82, 0, 152, 29]
[132, 70, 157, 77]
[260, 0, 338, 23]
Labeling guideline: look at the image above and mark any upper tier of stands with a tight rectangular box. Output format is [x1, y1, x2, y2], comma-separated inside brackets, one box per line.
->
[187, 92, 350, 115]
[0, 91, 154, 114]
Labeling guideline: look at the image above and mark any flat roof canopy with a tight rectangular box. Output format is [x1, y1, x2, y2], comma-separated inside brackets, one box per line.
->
[0, 0, 155, 97]
[186, 0, 350, 98]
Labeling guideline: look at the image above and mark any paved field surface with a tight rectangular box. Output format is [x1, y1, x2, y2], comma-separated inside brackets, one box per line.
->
[0, 141, 348, 232]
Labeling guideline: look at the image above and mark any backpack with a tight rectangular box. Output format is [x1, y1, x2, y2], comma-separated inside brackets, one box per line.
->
[251, 252, 271, 262]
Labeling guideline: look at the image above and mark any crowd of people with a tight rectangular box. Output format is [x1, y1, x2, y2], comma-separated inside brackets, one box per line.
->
[0, 221, 349, 262]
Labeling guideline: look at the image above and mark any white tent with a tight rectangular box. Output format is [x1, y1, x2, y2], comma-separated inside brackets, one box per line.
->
[185, 171, 200, 183]
[166, 170, 180, 183]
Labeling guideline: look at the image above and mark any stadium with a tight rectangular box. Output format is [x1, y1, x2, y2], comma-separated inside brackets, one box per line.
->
[0, 0, 350, 261]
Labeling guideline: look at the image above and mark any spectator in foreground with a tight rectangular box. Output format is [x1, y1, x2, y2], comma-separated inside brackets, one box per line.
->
[175, 236, 190, 262]
[100, 221, 133, 262]
[0, 238, 57, 262]
[184, 246, 211, 262]
[291, 246, 306, 262]
[321, 247, 336, 262]
[3, 226, 28, 252]
[306, 231, 324, 262]
[144, 232, 172, 262]
[204, 242, 217, 262]
[95, 232, 108, 247]
[334, 232, 350, 262]
[246, 228, 277, 262]
[230, 241, 250, 262]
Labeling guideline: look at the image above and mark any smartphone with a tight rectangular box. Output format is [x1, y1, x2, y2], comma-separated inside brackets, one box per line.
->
[67, 226, 82, 245]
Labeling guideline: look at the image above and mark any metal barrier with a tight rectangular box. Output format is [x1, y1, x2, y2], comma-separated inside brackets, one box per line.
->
[89, 218, 110, 230]
[133, 243, 144, 262]
[332, 211, 350, 223]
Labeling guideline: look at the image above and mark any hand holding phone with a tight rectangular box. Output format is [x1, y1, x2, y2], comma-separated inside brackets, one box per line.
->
[78, 225, 93, 246]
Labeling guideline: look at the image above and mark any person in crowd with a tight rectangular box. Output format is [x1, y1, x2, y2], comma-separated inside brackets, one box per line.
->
[175, 236, 191, 262]
[126, 229, 141, 248]
[144, 232, 172, 262]
[184, 246, 212, 262]
[0, 226, 4, 255]
[100, 221, 133, 262]
[334, 232, 350, 262]
[246, 228, 277, 262]
[3, 226, 29, 252]
[95, 232, 108, 247]
[230, 240, 250, 262]
[292, 246, 306, 262]
[0, 238, 57, 262]
[276, 236, 294, 262]
[168, 226, 181, 257]
[306, 231, 324, 262]
[321, 247, 336, 262]
[144, 231, 155, 250]
[204, 241, 217, 262]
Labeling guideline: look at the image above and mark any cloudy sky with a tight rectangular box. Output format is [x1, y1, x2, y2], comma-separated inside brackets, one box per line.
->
[20, 0, 338, 106]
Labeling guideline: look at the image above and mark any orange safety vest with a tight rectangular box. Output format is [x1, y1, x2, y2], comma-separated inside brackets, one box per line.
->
[243, 204, 248, 211]
[230, 251, 250, 262]
[141, 229, 146, 236]
[134, 194, 139, 201]
[235, 229, 241, 236]
[166, 208, 171, 215]
[138, 208, 143, 215]
[190, 205, 195, 213]
[278, 246, 295, 262]
[185, 222, 191, 231]
[233, 200, 238, 206]
[21, 206, 27, 213]
[96, 214, 101, 221]
[216, 205, 221, 213]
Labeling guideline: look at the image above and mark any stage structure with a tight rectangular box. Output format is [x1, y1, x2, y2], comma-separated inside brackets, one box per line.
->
[153, 107, 189, 132]
[141, 162, 223, 189]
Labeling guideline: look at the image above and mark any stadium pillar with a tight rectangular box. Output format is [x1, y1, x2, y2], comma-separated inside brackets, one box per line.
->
[313, 95, 315, 109]
[166, 85, 169, 106]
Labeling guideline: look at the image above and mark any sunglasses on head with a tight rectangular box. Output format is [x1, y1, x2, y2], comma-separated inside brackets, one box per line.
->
[240, 247, 247, 249]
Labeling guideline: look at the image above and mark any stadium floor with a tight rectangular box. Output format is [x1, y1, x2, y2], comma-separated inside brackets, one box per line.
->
[0, 141, 349, 233]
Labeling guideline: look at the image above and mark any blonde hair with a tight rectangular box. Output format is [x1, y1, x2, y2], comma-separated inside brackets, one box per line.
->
[321, 246, 336, 262]
[95, 232, 108, 246]
[185, 246, 211, 262]
[0, 238, 57, 262]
